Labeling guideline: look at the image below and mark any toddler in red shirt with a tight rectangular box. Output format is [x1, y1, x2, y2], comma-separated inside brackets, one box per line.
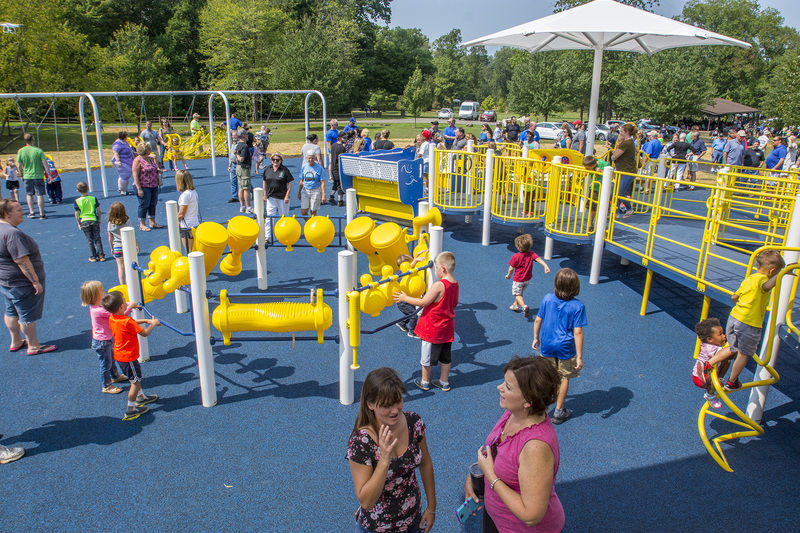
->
[506, 233, 549, 317]
[395, 251, 459, 392]
[101, 290, 160, 421]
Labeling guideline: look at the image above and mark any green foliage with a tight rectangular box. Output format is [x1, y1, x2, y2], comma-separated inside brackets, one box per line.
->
[403, 68, 432, 126]
[481, 96, 497, 111]
[363, 27, 433, 96]
[489, 48, 517, 100]
[105, 24, 170, 91]
[367, 90, 400, 112]
[159, 0, 204, 90]
[616, 49, 713, 123]
[554, 0, 660, 12]
[56, 0, 173, 47]
[507, 51, 566, 121]
[763, 49, 800, 125]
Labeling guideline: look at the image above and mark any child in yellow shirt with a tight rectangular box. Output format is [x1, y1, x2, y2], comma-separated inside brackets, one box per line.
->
[724, 249, 784, 390]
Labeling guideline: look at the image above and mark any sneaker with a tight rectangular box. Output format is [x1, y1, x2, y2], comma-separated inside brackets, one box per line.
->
[551, 408, 572, 425]
[328, 195, 336, 203]
[704, 393, 723, 409]
[112, 374, 128, 383]
[510, 304, 521, 312]
[523, 305, 530, 317]
[239, 206, 245, 213]
[122, 404, 150, 421]
[414, 378, 431, 391]
[407, 331, 420, 339]
[687, 186, 696, 191]
[395, 322, 409, 333]
[0, 444, 25, 464]
[432, 379, 451, 392]
[724, 379, 742, 391]
[227, 198, 238, 203]
[338, 200, 346, 207]
[136, 393, 159, 406]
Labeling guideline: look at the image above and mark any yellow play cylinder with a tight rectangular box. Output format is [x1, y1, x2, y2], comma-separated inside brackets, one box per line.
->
[162, 255, 190, 293]
[304, 215, 335, 253]
[211, 289, 333, 345]
[379, 265, 400, 307]
[274, 215, 302, 251]
[220, 216, 259, 276]
[347, 290, 361, 370]
[143, 246, 180, 301]
[359, 274, 385, 317]
[370, 222, 410, 271]
[108, 284, 130, 302]
[193, 221, 228, 275]
[399, 263, 427, 298]
[345, 216, 386, 275]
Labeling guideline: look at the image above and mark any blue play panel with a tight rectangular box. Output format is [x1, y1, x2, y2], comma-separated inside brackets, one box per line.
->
[1, 158, 799, 531]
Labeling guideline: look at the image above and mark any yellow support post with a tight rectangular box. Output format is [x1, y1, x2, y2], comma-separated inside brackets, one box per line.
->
[639, 269, 653, 316]
[694, 296, 711, 358]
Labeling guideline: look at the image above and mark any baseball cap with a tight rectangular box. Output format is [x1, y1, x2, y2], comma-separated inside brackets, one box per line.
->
[647, 130, 658, 137]
[421, 129, 431, 140]
[192, 113, 199, 118]
[430, 120, 439, 125]
[572, 120, 582, 126]
[737, 130, 746, 137]
[349, 117, 356, 123]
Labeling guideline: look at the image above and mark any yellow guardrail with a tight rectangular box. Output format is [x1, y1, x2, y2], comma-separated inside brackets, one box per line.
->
[430, 149, 485, 212]
[698, 260, 800, 472]
[490, 154, 548, 222]
[544, 163, 599, 238]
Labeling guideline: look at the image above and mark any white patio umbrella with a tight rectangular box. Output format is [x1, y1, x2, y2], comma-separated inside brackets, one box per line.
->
[462, 0, 750, 153]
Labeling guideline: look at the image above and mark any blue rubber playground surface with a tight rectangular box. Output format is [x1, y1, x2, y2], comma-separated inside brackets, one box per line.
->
[2, 157, 799, 531]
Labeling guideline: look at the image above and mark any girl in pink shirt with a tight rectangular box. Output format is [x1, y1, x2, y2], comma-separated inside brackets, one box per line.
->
[80, 281, 133, 394]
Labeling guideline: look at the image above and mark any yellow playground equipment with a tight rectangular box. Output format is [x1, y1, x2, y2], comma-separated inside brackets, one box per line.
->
[344, 207, 442, 276]
[272, 215, 337, 252]
[220, 216, 260, 276]
[697, 255, 800, 472]
[211, 288, 333, 346]
[274, 216, 303, 250]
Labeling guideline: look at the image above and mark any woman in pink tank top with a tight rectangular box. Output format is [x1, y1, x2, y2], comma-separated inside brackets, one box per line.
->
[466, 356, 565, 533]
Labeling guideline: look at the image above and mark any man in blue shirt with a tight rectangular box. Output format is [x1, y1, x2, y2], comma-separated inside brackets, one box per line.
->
[227, 113, 242, 131]
[765, 136, 787, 172]
[711, 132, 726, 172]
[723, 129, 745, 167]
[443, 119, 456, 149]
[641, 130, 662, 183]
[520, 122, 540, 148]
[343, 117, 357, 135]
[325, 119, 339, 153]
[688, 130, 707, 185]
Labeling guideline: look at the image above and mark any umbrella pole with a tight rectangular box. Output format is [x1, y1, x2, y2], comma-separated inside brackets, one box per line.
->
[585, 45, 604, 156]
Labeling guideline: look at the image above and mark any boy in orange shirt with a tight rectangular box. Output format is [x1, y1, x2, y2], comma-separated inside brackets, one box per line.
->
[102, 291, 160, 420]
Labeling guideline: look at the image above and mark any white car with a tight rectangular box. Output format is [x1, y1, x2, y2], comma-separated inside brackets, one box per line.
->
[534, 122, 563, 140]
[437, 108, 454, 120]
[593, 124, 609, 141]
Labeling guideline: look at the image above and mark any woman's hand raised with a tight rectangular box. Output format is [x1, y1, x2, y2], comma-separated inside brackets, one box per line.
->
[377, 424, 398, 464]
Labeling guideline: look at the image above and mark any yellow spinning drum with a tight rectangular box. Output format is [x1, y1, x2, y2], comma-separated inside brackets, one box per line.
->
[220, 216, 259, 276]
[345, 216, 384, 275]
[370, 222, 409, 270]
[193, 221, 228, 275]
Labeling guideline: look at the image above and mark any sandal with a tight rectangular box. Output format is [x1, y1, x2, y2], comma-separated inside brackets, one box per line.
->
[9, 339, 27, 352]
[26, 344, 57, 356]
[149, 223, 165, 229]
[102, 385, 123, 394]
[139, 226, 152, 232]
[88, 257, 98, 262]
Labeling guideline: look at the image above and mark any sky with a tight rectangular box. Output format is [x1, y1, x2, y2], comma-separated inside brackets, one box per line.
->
[388, 0, 800, 45]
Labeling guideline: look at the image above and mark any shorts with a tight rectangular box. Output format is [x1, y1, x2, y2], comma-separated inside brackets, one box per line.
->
[117, 360, 143, 383]
[725, 315, 762, 357]
[543, 354, 581, 379]
[6, 180, 19, 191]
[180, 228, 193, 240]
[236, 165, 252, 190]
[24, 179, 46, 196]
[301, 187, 322, 211]
[420, 341, 452, 367]
[0, 282, 46, 323]
[112, 246, 123, 258]
[512, 280, 529, 295]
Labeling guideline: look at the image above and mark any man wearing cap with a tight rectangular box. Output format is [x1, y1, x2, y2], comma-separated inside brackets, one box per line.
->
[234, 128, 252, 213]
[343, 117, 357, 136]
[573, 121, 587, 154]
[299, 149, 326, 217]
[443, 119, 456, 149]
[723, 129, 745, 167]
[429, 120, 441, 144]
[190, 113, 203, 136]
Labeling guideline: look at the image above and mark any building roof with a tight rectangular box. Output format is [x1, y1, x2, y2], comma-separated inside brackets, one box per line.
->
[702, 97, 759, 116]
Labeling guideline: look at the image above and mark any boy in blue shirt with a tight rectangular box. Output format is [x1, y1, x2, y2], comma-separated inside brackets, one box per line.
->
[532, 267, 587, 424]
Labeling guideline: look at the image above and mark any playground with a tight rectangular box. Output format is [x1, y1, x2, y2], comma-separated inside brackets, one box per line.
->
[1, 141, 800, 531]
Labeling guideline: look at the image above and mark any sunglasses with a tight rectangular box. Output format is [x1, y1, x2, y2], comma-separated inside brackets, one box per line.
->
[271, 158, 281, 162]
[488, 433, 500, 458]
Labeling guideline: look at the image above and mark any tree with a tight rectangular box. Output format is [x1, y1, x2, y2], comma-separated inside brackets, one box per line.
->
[616, 49, 713, 123]
[763, 49, 800, 125]
[105, 24, 170, 91]
[403, 68, 432, 126]
[362, 27, 433, 97]
[490, 48, 518, 100]
[367, 90, 399, 112]
[554, 0, 660, 12]
[159, 0, 204, 90]
[480, 96, 497, 112]
[507, 52, 567, 121]
[432, 29, 467, 106]
[56, 0, 173, 47]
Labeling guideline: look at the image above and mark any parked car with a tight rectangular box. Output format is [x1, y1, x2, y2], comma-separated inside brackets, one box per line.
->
[535, 122, 563, 140]
[458, 101, 480, 120]
[437, 108, 454, 120]
[480, 110, 497, 122]
[593, 124, 609, 141]
[605, 119, 626, 129]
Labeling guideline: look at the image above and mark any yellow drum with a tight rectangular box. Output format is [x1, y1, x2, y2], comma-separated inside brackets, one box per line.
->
[220, 216, 259, 276]
[274, 216, 302, 250]
[304, 216, 335, 253]
[193, 221, 228, 275]
[370, 222, 410, 270]
[163, 256, 190, 293]
[345, 216, 385, 275]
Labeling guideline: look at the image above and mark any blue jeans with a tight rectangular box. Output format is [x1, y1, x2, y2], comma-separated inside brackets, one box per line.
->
[397, 301, 419, 330]
[159, 144, 174, 170]
[229, 162, 238, 199]
[354, 521, 421, 533]
[91, 338, 121, 387]
[138, 186, 159, 221]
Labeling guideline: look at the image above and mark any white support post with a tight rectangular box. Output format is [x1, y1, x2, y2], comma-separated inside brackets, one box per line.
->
[165, 200, 188, 313]
[427, 145, 436, 206]
[466, 140, 475, 212]
[657, 152, 668, 179]
[78, 96, 94, 192]
[482, 149, 495, 246]
[254, 187, 267, 290]
[584, 44, 604, 155]
[429, 226, 443, 288]
[590, 165, 615, 284]
[121, 227, 149, 362]
[747, 192, 800, 422]
[188, 251, 217, 407]
[338, 250, 355, 405]
[521, 145, 530, 159]
[543, 156, 561, 261]
[83, 93, 108, 198]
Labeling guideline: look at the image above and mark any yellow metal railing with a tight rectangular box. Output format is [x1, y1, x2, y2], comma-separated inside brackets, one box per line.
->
[430, 149, 485, 212]
[490, 154, 548, 222]
[544, 164, 599, 238]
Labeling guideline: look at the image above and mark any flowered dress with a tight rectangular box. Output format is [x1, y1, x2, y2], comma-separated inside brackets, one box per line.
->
[346, 411, 425, 532]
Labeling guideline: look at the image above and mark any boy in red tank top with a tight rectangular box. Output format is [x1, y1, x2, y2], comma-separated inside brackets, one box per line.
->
[394, 251, 459, 392]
